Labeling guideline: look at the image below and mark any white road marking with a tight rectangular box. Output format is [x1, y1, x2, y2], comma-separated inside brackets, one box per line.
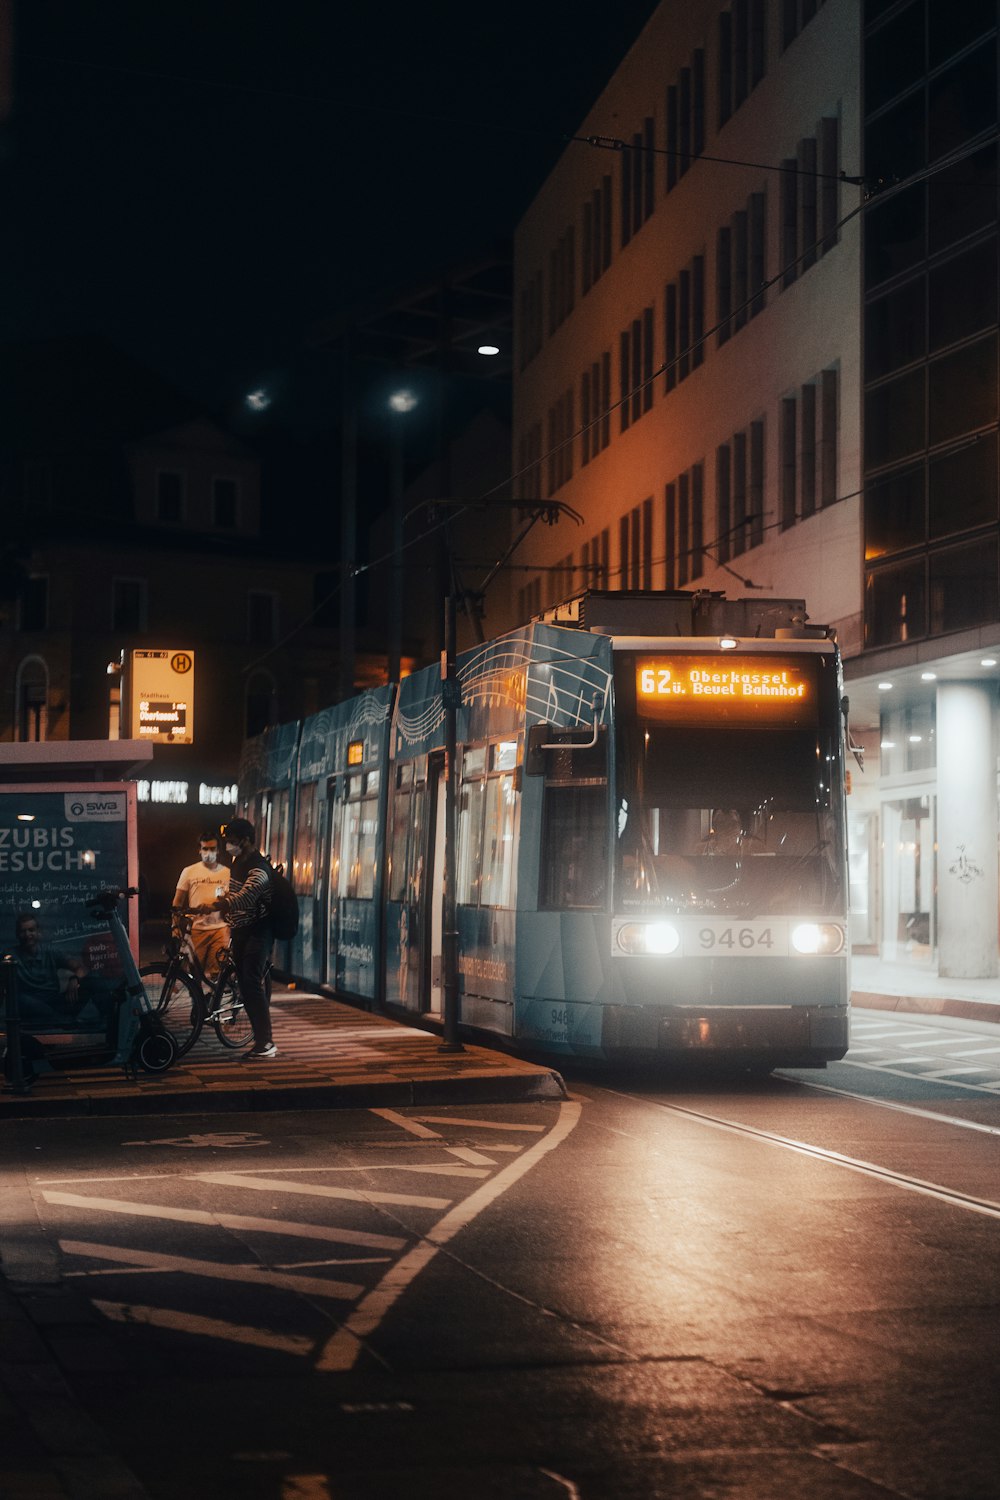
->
[539, 1470, 582, 1499]
[196, 1172, 451, 1209]
[413, 1114, 546, 1132]
[948, 1044, 1000, 1058]
[370, 1109, 441, 1138]
[275, 1257, 392, 1269]
[894, 1037, 984, 1050]
[445, 1147, 497, 1166]
[92, 1299, 314, 1356]
[780, 1078, 1000, 1136]
[121, 1132, 268, 1148]
[38, 1174, 173, 1186]
[916, 1065, 1000, 1079]
[315, 1100, 582, 1372]
[59, 1240, 365, 1299]
[41, 1191, 406, 1250]
[841, 1059, 1000, 1095]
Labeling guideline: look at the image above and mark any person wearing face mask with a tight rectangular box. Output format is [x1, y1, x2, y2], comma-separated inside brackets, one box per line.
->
[215, 818, 276, 1059]
[171, 832, 231, 980]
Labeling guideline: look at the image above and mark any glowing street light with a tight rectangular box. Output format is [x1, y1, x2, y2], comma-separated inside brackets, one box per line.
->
[477, 344, 500, 356]
[388, 389, 418, 413]
[245, 388, 271, 412]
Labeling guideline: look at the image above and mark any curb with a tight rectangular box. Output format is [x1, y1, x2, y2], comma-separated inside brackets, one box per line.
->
[852, 991, 1000, 1026]
[0, 1067, 568, 1120]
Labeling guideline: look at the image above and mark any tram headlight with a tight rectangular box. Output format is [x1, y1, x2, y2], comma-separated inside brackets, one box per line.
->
[617, 920, 681, 956]
[790, 922, 845, 956]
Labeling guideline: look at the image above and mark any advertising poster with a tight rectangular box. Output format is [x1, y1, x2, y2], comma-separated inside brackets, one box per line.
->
[0, 783, 137, 1033]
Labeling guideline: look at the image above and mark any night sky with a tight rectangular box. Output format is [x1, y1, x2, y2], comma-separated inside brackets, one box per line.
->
[5, 1, 660, 421]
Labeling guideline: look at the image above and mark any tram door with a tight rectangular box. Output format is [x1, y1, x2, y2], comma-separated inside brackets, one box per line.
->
[428, 758, 446, 1017]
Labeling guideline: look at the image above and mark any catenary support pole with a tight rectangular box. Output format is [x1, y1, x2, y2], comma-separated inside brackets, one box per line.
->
[440, 589, 464, 1053]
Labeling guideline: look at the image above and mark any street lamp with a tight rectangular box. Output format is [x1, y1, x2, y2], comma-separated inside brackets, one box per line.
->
[387, 388, 419, 685]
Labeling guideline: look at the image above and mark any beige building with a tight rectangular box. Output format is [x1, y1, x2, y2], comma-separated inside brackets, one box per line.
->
[512, 0, 1000, 981]
[512, 0, 862, 648]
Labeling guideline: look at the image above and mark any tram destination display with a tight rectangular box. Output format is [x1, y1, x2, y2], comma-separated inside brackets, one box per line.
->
[633, 653, 819, 728]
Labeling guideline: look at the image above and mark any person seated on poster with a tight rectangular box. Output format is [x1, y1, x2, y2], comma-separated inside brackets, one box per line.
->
[8, 913, 89, 1024]
[72, 928, 126, 1028]
[172, 831, 231, 980]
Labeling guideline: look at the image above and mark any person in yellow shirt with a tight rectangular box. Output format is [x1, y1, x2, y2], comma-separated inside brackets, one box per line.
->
[172, 832, 231, 979]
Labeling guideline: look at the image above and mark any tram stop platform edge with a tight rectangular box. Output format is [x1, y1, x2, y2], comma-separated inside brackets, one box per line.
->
[0, 985, 567, 1119]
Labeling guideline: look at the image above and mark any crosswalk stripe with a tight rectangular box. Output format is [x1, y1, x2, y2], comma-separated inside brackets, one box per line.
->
[92, 1299, 314, 1356]
[60, 1239, 364, 1300]
[40, 1191, 406, 1251]
[196, 1172, 451, 1209]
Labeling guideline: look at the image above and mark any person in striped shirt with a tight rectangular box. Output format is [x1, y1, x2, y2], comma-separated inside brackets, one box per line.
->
[216, 818, 276, 1059]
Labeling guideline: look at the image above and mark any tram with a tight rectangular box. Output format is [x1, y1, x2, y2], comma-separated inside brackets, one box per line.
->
[238, 591, 850, 1068]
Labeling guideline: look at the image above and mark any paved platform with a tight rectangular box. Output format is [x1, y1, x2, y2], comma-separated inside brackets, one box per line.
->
[851, 955, 1000, 1026]
[4, 958, 998, 1119]
[0, 987, 566, 1118]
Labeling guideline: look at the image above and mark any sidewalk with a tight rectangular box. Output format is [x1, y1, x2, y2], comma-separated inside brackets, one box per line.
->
[4, 959, 998, 1120]
[0, 987, 566, 1119]
[851, 955, 1000, 1026]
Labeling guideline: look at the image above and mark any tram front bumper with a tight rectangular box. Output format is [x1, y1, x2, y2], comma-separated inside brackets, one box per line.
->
[602, 1002, 849, 1065]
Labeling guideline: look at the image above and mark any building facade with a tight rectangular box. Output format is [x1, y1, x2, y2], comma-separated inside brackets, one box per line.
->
[1, 340, 346, 910]
[512, 0, 1000, 978]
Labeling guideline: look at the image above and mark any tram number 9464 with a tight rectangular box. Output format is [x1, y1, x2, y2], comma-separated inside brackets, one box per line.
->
[698, 925, 776, 953]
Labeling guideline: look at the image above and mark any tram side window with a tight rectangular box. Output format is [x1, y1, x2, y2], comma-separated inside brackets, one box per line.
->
[270, 788, 290, 868]
[539, 735, 608, 910]
[480, 745, 518, 907]
[388, 765, 412, 902]
[327, 779, 342, 896]
[457, 747, 487, 905]
[292, 781, 317, 895]
[341, 773, 378, 899]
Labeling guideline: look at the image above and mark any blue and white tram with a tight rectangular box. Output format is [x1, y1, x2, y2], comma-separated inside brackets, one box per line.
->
[239, 592, 850, 1068]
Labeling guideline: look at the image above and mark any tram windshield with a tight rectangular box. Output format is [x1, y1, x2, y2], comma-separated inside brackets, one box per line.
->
[615, 724, 845, 916]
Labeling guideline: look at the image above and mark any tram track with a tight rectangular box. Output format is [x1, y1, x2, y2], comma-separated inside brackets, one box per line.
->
[591, 1083, 1000, 1221]
[773, 1071, 1000, 1135]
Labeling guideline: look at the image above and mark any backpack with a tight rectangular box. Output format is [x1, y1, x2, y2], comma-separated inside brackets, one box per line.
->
[267, 861, 300, 940]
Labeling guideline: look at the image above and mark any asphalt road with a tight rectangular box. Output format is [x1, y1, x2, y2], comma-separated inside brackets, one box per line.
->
[3, 1010, 998, 1500]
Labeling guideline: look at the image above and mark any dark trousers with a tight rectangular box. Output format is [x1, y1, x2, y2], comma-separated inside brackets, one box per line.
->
[230, 923, 273, 1047]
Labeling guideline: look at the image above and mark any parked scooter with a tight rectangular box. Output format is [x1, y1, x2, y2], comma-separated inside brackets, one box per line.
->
[3, 888, 178, 1085]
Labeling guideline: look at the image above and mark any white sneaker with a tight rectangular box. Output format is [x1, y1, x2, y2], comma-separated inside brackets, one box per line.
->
[245, 1041, 277, 1060]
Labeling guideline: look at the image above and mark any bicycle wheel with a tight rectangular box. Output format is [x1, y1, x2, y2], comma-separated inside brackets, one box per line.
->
[209, 976, 254, 1049]
[136, 1024, 178, 1074]
[139, 963, 203, 1057]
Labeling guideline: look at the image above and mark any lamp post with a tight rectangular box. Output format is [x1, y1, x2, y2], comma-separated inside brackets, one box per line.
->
[387, 388, 418, 685]
[440, 586, 462, 1052]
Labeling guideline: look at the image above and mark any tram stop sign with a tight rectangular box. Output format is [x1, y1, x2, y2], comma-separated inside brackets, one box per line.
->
[130, 649, 195, 745]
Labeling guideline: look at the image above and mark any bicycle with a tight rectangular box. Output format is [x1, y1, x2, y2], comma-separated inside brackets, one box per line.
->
[139, 912, 260, 1056]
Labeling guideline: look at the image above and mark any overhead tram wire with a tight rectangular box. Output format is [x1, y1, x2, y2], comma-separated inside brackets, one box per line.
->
[245, 126, 999, 674]
[28, 50, 868, 190]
